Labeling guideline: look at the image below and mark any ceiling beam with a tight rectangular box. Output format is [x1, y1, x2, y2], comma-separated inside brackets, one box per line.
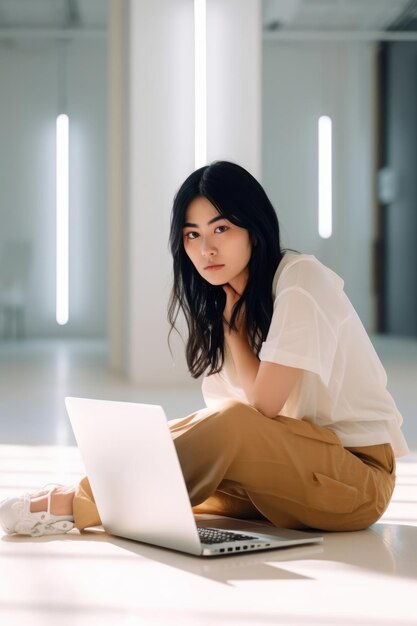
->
[0, 27, 105, 40]
[263, 29, 417, 42]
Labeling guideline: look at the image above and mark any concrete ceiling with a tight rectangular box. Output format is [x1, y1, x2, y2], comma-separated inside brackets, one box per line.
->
[0, 0, 415, 34]
[0, 0, 107, 29]
[263, 0, 417, 32]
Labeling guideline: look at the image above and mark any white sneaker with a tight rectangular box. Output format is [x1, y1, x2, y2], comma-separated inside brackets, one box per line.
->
[0, 485, 75, 537]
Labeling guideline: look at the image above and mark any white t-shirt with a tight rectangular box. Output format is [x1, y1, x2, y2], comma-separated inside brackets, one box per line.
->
[202, 252, 409, 457]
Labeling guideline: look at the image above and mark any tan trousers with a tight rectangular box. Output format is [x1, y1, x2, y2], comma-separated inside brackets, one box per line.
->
[73, 400, 395, 533]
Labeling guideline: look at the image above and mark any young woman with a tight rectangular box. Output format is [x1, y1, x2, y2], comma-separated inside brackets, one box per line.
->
[0, 161, 409, 537]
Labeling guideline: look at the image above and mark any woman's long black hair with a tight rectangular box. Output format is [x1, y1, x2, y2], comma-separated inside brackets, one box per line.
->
[168, 161, 283, 378]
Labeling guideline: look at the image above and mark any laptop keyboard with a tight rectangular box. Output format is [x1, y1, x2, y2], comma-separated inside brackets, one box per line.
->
[198, 527, 256, 544]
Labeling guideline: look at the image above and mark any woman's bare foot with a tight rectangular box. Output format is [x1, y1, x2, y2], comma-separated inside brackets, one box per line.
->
[30, 486, 75, 516]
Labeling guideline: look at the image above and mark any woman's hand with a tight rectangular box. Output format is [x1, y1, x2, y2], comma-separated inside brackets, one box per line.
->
[222, 283, 301, 417]
[223, 284, 245, 335]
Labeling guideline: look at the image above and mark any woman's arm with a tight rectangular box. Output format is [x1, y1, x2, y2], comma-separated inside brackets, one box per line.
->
[223, 284, 301, 418]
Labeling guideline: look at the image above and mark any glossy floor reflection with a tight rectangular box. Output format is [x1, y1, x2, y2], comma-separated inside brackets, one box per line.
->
[0, 444, 416, 626]
[0, 338, 416, 625]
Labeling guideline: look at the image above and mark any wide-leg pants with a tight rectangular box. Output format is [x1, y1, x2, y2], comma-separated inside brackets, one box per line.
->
[73, 400, 396, 532]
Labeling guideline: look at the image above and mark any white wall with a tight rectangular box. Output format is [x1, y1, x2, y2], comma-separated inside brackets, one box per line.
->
[262, 41, 376, 330]
[0, 36, 108, 337]
[0, 10, 377, 367]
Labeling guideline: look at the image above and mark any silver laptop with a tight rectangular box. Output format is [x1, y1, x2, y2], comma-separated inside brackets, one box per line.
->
[65, 397, 323, 557]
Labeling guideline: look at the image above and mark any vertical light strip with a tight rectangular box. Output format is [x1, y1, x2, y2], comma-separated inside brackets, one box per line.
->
[56, 113, 69, 325]
[194, 0, 207, 168]
[318, 115, 332, 239]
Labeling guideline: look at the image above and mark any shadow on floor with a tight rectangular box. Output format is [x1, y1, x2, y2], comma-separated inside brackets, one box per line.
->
[2, 522, 415, 586]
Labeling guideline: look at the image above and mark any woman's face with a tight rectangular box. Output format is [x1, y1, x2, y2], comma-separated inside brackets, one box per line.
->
[182, 196, 252, 293]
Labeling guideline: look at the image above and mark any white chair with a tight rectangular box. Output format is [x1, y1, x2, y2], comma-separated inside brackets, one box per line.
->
[0, 241, 32, 339]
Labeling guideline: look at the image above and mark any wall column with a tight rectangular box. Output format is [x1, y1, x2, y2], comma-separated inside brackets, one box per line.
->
[108, 0, 262, 385]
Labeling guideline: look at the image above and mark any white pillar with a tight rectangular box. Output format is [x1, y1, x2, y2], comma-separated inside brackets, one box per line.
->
[207, 0, 262, 177]
[127, 0, 195, 385]
[108, 0, 262, 385]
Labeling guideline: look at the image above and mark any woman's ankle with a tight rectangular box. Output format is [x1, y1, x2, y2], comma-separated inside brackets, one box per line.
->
[30, 488, 75, 517]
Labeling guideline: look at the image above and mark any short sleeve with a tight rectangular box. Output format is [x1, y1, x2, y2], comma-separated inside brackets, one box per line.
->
[259, 258, 350, 387]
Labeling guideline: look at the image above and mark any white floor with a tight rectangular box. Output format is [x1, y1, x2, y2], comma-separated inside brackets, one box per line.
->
[0, 337, 417, 626]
